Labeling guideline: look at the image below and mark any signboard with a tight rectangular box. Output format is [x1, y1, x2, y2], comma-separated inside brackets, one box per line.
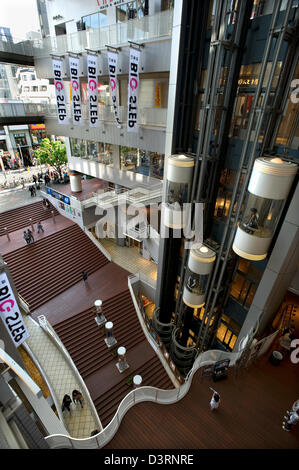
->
[46, 187, 70, 205]
[0, 271, 30, 347]
[127, 48, 140, 132]
[96, 0, 123, 10]
[155, 82, 161, 108]
[108, 51, 122, 128]
[52, 58, 68, 125]
[87, 54, 99, 127]
[69, 56, 83, 125]
[214, 359, 230, 372]
[201, 364, 214, 378]
[29, 124, 46, 130]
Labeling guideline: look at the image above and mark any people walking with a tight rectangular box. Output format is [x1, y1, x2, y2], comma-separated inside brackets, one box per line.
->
[27, 229, 34, 244]
[36, 221, 44, 233]
[72, 390, 84, 408]
[82, 271, 88, 282]
[282, 410, 299, 431]
[29, 185, 35, 197]
[62, 394, 72, 413]
[210, 388, 220, 411]
[33, 174, 37, 186]
[23, 231, 29, 245]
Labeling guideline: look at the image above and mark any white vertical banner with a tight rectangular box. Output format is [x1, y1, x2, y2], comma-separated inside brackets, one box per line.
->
[108, 51, 122, 128]
[87, 54, 99, 128]
[0, 271, 30, 348]
[69, 56, 83, 125]
[52, 58, 68, 125]
[127, 48, 140, 132]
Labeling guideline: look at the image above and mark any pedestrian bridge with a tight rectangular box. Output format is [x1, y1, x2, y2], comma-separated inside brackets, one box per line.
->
[0, 102, 45, 126]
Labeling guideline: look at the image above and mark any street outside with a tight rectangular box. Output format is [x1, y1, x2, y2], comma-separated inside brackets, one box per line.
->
[0, 165, 62, 213]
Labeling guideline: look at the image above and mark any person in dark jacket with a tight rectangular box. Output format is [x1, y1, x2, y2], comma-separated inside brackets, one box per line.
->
[62, 394, 72, 413]
[82, 271, 88, 282]
[72, 390, 84, 408]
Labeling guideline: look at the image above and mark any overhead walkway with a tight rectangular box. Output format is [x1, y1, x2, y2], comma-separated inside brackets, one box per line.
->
[0, 102, 45, 126]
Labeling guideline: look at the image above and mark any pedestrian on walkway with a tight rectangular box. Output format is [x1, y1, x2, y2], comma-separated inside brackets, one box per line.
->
[72, 390, 84, 408]
[82, 271, 88, 282]
[36, 221, 44, 233]
[210, 388, 220, 411]
[23, 231, 29, 245]
[62, 394, 72, 413]
[29, 185, 34, 197]
[33, 174, 37, 186]
[27, 229, 34, 244]
[282, 410, 299, 431]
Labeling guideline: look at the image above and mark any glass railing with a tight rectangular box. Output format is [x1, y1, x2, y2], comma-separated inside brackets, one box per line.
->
[0, 101, 46, 118]
[0, 10, 173, 60]
[45, 104, 167, 127]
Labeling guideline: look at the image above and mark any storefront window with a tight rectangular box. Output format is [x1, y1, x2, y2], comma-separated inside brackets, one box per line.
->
[70, 138, 113, 166]
[216, 314, 240, 351]
[13, 133, 27, 146]
[82, 11, 108, 30]
[230, 259, 262, 308]
[120, 147, 164, 179]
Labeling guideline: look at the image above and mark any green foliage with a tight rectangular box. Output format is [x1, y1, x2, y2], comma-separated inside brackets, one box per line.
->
[33, 138, 67, 175]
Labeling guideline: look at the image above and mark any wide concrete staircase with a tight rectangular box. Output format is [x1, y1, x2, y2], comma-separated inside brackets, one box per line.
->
[54, 289, 173, 427]
[2, 224, 109, 311]
[0, 200, 58, 236]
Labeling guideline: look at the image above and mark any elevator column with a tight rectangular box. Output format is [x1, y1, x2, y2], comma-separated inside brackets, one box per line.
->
[153, 154, 194, 348]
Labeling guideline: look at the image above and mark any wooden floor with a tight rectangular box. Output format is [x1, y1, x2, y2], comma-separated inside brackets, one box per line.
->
[105, 354, 299, 449]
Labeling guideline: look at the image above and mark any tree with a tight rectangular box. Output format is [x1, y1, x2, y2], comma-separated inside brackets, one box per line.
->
[33, 138, 67, 177]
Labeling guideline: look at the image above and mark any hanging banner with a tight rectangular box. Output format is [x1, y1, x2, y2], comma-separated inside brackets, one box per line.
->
[87, 54, 99, 127]
[127, 48, 140, 132]
[69, 56, 82, 125]
[0, 271, 30, 348]
[52, 58, 68, 125]
[155, 81, 161, 108]
[108, 51, 122, 128]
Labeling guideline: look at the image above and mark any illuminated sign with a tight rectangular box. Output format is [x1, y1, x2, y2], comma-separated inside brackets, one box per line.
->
[46, 187, 70, 205]
[238, 78, 259, 86]
[29, 124, 46, 130]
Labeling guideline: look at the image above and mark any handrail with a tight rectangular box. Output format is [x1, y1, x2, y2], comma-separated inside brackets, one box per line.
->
[44, 344, 245, 449]
[21, 341, 68, 431]
[37, 315, 103, 433]
[43, 273, 255, 449]
[83, 227, 112, 262]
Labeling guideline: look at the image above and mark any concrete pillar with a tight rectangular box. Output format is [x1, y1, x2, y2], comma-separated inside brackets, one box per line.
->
[112, 145, 120, 170]
[69, 171, 82, 192]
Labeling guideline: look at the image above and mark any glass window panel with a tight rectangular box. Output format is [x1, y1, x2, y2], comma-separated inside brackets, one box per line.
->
[167, 181, 189, 206]
[185, 269, 210, 297]
[240, 193, 285, 238]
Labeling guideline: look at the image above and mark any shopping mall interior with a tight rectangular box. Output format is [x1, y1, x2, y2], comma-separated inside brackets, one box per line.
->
[0, 0, 298, 451]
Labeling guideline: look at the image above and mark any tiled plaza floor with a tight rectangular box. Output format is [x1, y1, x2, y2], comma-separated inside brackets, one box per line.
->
[99, 237, 157, 282]
[24, 316, 99, 439]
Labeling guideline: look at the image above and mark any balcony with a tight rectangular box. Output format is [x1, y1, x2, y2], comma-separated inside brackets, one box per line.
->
[34, 10, 173, 58]
[46, 104, 167, 128]
[0, 10, 173, 63]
